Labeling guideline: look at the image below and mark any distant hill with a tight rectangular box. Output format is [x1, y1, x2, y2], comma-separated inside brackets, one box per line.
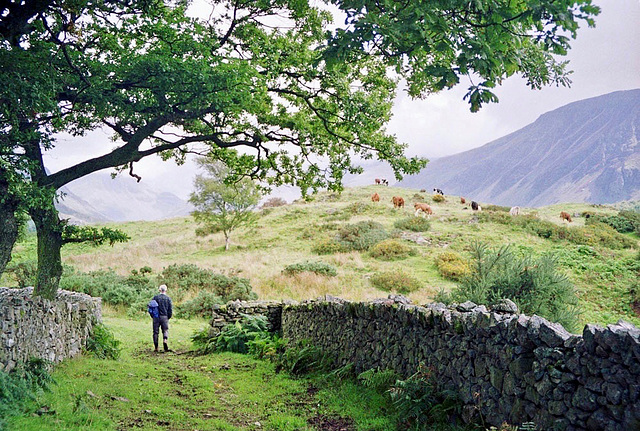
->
[56, 172, 192, 223]
[398, 89, 640, 207]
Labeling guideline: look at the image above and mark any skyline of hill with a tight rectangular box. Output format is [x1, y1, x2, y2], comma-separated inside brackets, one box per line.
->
[56, 172, 192, 223]
[54, 90, 640, 223]
[397, 89, 640, 207]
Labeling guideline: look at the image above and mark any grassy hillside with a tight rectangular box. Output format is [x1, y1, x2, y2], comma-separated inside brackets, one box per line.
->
[4, 185, 639, 328]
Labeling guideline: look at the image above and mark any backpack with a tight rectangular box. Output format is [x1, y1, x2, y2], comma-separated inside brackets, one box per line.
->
[147, 299, 159, 319]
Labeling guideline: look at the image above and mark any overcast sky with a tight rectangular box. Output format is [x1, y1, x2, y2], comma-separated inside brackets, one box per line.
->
[45, 0, 640, 199]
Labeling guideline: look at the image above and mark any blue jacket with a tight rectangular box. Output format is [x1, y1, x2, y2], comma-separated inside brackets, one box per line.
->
[152, 293, 172, 319]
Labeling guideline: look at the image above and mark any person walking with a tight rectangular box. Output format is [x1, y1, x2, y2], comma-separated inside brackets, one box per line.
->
[151, 284, 173, 352]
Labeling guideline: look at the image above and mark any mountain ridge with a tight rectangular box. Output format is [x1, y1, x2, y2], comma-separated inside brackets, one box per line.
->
[398, 89, 640, 206]
[56, 172, 192, 224]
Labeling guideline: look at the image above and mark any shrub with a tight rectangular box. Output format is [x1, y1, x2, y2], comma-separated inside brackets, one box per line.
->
[5, 260, 37, 288]
[312, 238, 345, 255]
[434, 252, 471, 281]
[261, 197, 287, 208]
[60, 268, 155, 308]
[283, 261, 338, 277]
[0, 358, 54, 427]
[357, 368, 400, 395]
[450, 243, 579, 331]
[582, 223, 638, 249]
[335, 220, 389, 251]
[158, 264, 257, 303]
[394, 216, 431, 232]
[346, 201, 369, 214]
[190, 327, 218, 354]
[389, 364, 461, 429]
[412, 193, 425, 201]
[479, 212, 638, 250]
[85, 324, 121, 360]
[274, 339, 331, 376]
[214, 314, 270, 354]
[60, 269, 124, 297]
[431, 194, 445, 203]
[192, 314, 272, 355]
[370, 269, 422, 294]
[101, 284, 139, 306]
[247, 334, 287, 361]
[175, 291, 224, 318]
[586, 210, 640, 234]
[369, 239, 416, 261]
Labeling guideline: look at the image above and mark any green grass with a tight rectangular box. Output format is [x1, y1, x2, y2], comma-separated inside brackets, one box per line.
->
[7, 313, 408, 430]
[3, 186, 639, 328]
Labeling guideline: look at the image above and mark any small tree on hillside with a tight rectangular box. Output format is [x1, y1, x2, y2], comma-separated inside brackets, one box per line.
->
[189, 159, 262, 251]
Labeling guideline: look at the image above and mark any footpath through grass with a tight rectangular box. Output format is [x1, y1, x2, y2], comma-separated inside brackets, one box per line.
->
[7, 313, 399, 431]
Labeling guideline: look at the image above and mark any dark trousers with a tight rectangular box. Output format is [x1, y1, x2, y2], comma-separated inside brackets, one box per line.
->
[152, 316, 169, 348]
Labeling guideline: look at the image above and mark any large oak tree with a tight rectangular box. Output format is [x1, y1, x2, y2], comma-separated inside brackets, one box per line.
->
[0, 0, 599, 298]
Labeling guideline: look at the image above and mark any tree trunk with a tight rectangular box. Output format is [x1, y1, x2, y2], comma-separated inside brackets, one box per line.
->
[224, 234, 231, 251]
[30, 205, 64, 299]
[0, 177, 19, 276]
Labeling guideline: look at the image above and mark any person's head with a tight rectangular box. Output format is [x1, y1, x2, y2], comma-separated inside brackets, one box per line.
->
[158, 284, 168, 294]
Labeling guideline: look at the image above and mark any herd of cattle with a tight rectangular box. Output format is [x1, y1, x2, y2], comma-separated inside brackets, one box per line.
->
[371, 180, 573, 222]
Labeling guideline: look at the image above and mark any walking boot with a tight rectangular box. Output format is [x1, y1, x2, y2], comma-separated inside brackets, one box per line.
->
[163, 342, 169, 352]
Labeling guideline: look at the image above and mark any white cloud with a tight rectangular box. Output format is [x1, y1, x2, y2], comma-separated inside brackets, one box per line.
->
[388, 0, 640, 158]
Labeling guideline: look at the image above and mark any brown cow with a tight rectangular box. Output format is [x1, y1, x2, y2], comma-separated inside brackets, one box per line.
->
[560, 211, 572, 222]
[374, 178, 381, 185]
[392, 196, 405, 208]
[460, 197, 466, 204]
[414, 202, 433, 217]
[371, 193, 380, 202]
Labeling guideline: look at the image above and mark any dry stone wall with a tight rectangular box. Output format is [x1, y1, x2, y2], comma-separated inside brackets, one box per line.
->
[211, 295, 640, 431]
[0, 287, 102, 372]
[209, 300, 286, 336]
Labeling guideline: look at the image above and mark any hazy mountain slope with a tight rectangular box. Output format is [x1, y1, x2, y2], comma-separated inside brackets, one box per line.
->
[398, 89, 640, 206]
[56, 172, 192, 223]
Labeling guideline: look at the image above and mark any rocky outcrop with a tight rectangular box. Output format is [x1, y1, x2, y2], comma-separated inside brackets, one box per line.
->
[0, 287, 102, 372]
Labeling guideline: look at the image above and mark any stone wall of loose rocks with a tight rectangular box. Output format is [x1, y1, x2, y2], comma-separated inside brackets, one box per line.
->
[211, 295, 640, 430]
[209, 300, 286, 337]
[0, 287, 102, 372]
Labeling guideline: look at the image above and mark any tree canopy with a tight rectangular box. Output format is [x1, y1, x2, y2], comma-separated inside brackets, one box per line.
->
[0, 0, 599, 297]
